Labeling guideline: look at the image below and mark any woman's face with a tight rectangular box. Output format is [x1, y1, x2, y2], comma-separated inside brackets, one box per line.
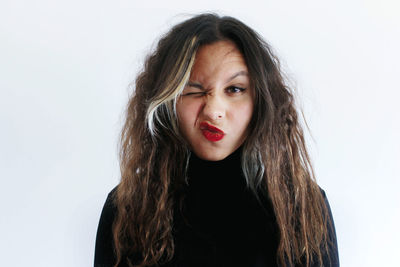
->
[176, 40, 254, 161]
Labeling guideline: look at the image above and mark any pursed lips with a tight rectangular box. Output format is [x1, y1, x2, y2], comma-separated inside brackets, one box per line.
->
[200, 122, 225, 142]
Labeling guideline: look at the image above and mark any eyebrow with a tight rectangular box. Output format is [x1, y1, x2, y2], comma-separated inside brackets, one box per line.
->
[226, 70, 248, 83]
[187, 71, 249, 89]
[187, 82, 204, 90]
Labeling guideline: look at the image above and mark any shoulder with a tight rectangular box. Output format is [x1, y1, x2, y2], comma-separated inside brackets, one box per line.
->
[99, 186, 118, 222]
[317, 187, 336, 235]
[319, 187, 327, 197]
[318, 187, 333, 214]
[317, 187, 340, 267]
[318, 187, 336, 225]
[105, 186, 118, 208]
[94, 186, 119, 266]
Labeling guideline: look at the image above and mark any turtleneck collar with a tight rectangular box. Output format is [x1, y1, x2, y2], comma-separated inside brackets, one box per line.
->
[188, 145, 243, 168]
[186, 146, 247, 191]
[184, 145, 257, 228]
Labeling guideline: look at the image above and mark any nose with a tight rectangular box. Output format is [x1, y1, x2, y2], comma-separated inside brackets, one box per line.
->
[202, 94, 226, 121]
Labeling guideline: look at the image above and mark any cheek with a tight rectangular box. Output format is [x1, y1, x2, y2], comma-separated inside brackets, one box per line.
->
[233, 101, 254, 130]
[176, 100, 201, 131]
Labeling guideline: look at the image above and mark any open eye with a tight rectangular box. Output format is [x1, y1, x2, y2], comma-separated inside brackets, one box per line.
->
[226, 86, 246, 94]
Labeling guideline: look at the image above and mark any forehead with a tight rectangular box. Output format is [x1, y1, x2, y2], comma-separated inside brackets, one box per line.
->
[190, 41, 248, 80]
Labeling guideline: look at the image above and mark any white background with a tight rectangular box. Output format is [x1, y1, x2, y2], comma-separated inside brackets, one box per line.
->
[1, 1, 399, 266]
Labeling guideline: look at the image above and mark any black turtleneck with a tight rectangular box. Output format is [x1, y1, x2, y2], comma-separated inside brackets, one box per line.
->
[171, 147, 279, 267]
[94, 148, 339, 267]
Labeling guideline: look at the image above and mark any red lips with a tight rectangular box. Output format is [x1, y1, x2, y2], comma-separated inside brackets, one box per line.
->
[200, 122, 225, 142]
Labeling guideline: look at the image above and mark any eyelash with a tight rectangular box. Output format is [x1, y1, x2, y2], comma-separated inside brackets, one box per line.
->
[182, 92, 207, 97]
[226, 86, 246, 94]
[182, 86, 246, 97]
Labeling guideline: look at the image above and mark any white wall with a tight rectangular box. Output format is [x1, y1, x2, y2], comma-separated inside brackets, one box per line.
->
[1, 1, 399, 266]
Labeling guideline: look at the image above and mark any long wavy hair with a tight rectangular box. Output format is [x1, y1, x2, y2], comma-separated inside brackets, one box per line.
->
[113, 13, 334, 267]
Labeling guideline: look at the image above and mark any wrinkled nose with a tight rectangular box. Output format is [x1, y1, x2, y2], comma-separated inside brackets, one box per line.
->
[202, 95, 226, 121]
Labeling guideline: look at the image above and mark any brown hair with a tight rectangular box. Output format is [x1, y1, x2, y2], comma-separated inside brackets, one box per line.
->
[113, 13, 335, 267]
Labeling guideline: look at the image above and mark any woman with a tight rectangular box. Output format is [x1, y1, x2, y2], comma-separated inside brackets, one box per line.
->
[94, 13, 339, 267]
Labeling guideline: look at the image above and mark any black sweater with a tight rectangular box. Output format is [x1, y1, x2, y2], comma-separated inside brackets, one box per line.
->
[94, 148, 339, 267]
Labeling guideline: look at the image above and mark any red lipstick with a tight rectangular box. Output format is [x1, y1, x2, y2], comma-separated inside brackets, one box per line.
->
[200, 122, 225, 142]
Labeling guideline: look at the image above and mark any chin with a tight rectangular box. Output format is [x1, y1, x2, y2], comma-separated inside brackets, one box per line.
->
[192, 147, 231, 161]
